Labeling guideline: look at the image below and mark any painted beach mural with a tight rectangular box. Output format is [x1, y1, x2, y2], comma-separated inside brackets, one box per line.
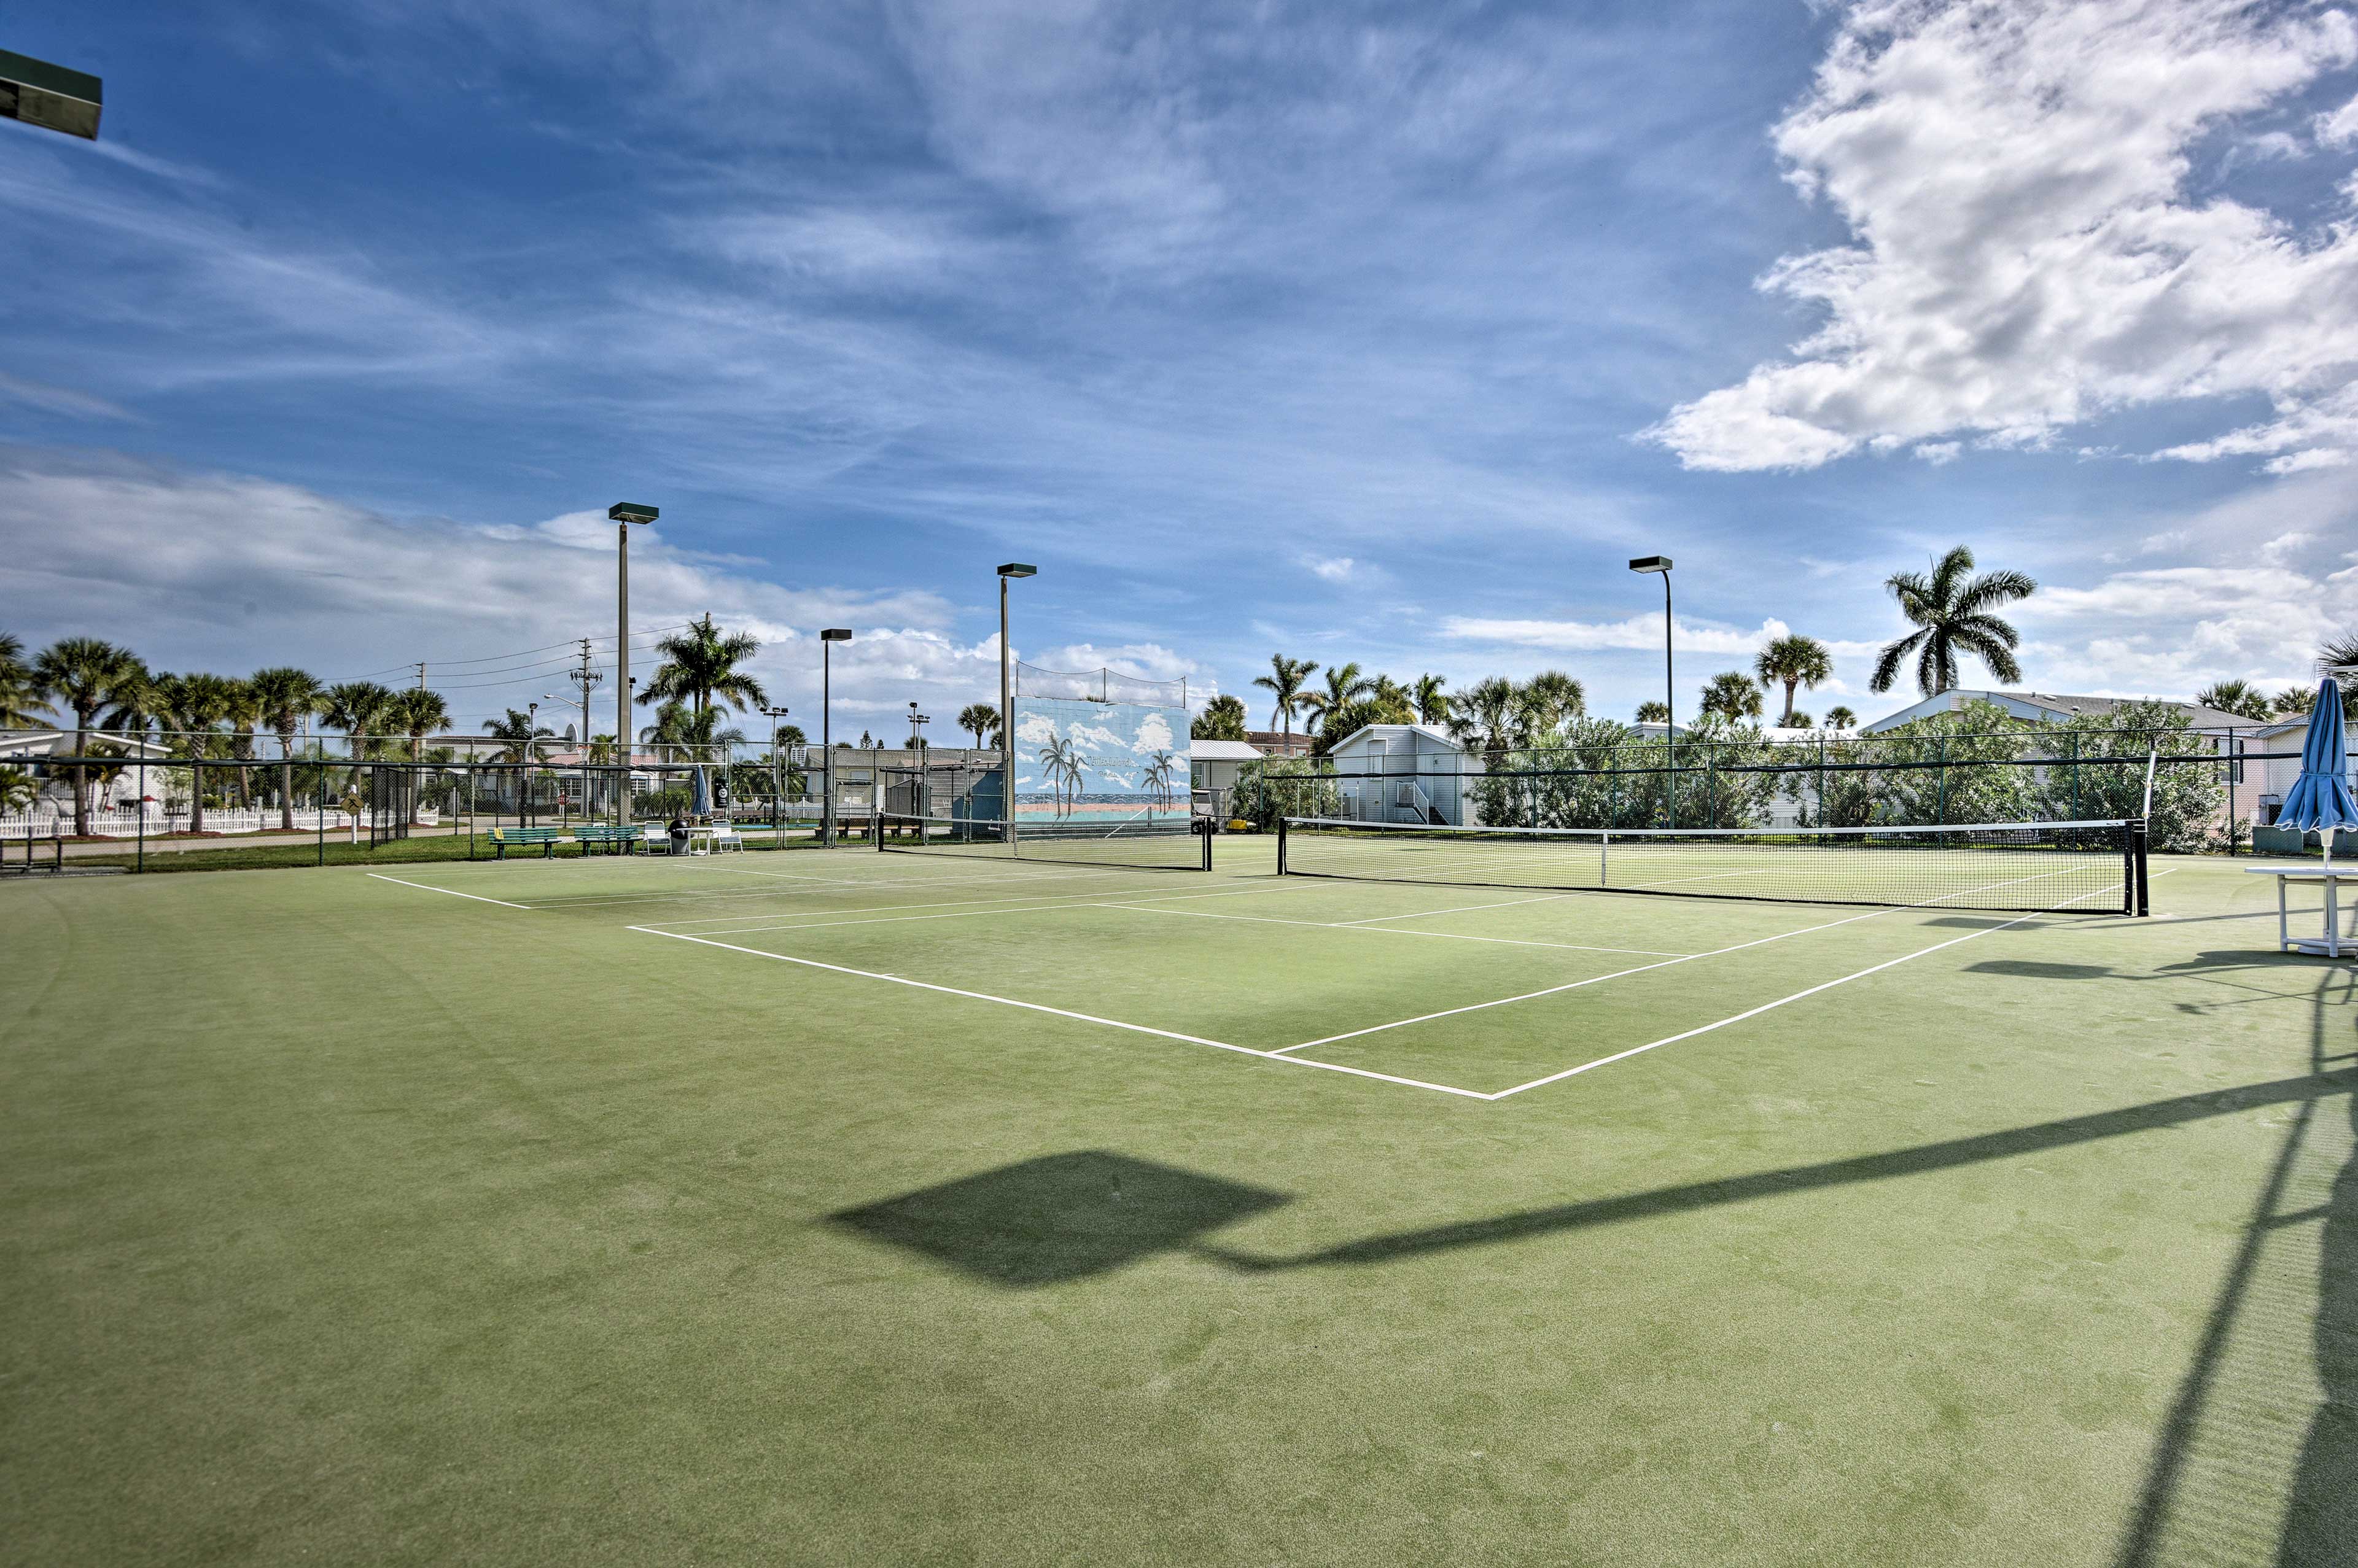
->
[1011, 697, 1190, 825]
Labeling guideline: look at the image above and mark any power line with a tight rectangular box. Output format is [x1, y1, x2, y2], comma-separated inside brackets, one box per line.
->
[323, 622, 693, 684]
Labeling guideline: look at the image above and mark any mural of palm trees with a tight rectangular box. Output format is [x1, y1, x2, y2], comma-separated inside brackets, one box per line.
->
[33, 637, 150, 836]
[1037, 735, 1071, 817]
[1253, 654, 1318, 748]
[1300, 661, 1374, 735]
[1754, 634, 1832, 726]
[640, 614, 767, 720]
[1870, 546, 2036, 698]
[1060, 747, 1091, 816]
[1144, 749, 1177, 806]
[247, 667, 325, 831]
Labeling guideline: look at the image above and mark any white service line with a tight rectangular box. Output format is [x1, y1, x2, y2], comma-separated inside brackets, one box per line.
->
[1102, 902, 1692, 958]
[660, 881, 1305, 937]
[519, 864, 1153, 912]
[366, 874, 532, 909]
[1333, 893, 1576, 926]
[1485, 887, 2121, 1098]
[629, 926, 1492, 1100]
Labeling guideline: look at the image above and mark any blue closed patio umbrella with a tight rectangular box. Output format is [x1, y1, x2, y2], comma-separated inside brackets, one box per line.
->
[690, 764, 712, 820]
[2278, 678, 2357, 869]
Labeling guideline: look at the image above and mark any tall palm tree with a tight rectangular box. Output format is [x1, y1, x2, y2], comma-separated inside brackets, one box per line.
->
[1635, 700, 1670, 726]
[1516, 670, 1586, 742]
[1698, 671, 1765, 723]
[1411, 673, 1452, 727]
[322, 681, 398, 764]
[220, 677, 265, 809]
[483, 708, 556, 766]
[389, 688, 452, 763]
[247, 667, 325, 831]
[1754, 634, 1833, 726]
[0, 631, 52, 729]
[1251, 655, 1318, 748]
[640, 613, 766, 720]
[1447, 676, 1521, 759]
[150, 672, 234, 833]
[1823, 705, 1858, 729]
[31, 637, 149, 836]
[1869, 546, 2036, 697]
[957, 702, 1001, 749]
[1299, 661, 1375, 735]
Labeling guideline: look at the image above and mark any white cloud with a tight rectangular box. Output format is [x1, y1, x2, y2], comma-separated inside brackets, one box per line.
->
[1302, 554, 1358, 582]
[1133, 712, 1175, 754]
[1442, 613, 1797, 656]
[0, 371, 137, 422]
[2319, 91, 2358, 146]
[1912, 441, 1961, 466]
[1646, 0, 2358, 473]
[0, 448, 984, 731]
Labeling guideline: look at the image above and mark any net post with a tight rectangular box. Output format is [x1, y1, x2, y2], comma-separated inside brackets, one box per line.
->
[1277, 813, 1288, 876]
[2133, 820, 2149, 917]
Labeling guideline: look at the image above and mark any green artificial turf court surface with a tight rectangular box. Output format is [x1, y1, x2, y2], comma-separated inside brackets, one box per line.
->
[3, 839, 2353, 1564]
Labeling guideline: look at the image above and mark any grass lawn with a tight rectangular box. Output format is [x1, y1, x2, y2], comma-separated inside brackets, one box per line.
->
[2, 840, 2351, 1564]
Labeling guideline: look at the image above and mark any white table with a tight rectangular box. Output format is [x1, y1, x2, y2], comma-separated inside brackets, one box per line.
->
[2246, 865, 2358, 957]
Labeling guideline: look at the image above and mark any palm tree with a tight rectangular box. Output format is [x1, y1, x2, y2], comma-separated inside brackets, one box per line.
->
[1516, 670, 1586, 742]
[957, 702, 1001, 750]
[2193, 680, 2272, 721]
[482, 708, 556, 766]
[246, 667, 325, 831]
[220, 677, 265, 809]
[389, 688, 452, 763]
[0, 631, 52, 729]
[1635, 699, 1670, 726]
[322, 681, 398, 764]
[1411, 673, 1452, 727]
[1252, 655, 1319, 748]
[389, 689, 451, 824]
[1448, 676, 1521, 759]
[1300, 661, 1375, 735]
[150, 672, 234, 833]
[1698, 671, 1765, 723]
[1038, 735, 1072, 817]
[31, 638, 149, 836]
[1144, 749, 1177, 805]
[640, 613, 766, 720]
[1754, 634, 1833, 726]
[1869, 546, 2036, 697]
[1823, 705, 1858, 729]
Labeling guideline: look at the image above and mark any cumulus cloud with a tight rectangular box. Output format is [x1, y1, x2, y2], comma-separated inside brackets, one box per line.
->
[1302, 554, 1358, 583]
[1442, 613, 1804, 656]
[0, 447, 981, 730]
[1646, 0, 2358, 473]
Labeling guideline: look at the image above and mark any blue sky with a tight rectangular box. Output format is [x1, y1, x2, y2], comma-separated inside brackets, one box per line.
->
[4, 0, 2357, 739]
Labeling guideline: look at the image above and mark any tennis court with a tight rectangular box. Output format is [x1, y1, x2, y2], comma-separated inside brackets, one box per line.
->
[4, 831, 2351, 1565]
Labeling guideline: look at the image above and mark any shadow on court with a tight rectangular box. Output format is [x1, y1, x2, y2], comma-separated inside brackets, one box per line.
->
[828, 1151, 1290, 1286]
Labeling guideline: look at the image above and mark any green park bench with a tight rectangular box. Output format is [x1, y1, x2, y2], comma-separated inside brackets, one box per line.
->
[485, 825, 568, 860]
[572, 824, 646, 855]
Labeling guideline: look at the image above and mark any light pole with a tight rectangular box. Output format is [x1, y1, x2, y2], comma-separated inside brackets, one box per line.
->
[609, 503, 656, 821]
[1628, 556, 1675, 828]
[760, 705, 791, 830]
[820, 628, 852, 845]
[997, 563, 1036, 840]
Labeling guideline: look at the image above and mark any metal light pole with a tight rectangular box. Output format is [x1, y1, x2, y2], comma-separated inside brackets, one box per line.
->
[1628, 556, 1675, 828]
[609, 504, 656, 821]
[997, 564, 1036, 840]
[820, 628, 852, 845]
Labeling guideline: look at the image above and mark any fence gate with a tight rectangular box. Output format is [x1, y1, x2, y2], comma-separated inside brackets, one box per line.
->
[370, 766, 414, 847]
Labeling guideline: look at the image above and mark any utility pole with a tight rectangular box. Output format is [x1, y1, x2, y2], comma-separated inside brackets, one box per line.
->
[414, 662, 426, 690]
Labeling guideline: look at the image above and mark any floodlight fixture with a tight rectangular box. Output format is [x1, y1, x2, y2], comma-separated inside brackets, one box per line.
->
[609, 502, 658, 524]
[820, 627, 852, 642]
[1627, 555, 1671, 574]
[1, 51, 101, 141]
[997, 562, 1037, 578]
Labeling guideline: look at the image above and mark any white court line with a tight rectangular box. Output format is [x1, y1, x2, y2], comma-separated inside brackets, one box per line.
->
[1103, 902, 1692, 958]
[661, 882, 1305, 937]
[1273, 904, 1900, 1053]
[1485, 885, 2123, 1098]
[1333, 893, 1575, 926]
[629, 926, 1490, 1100]
[517, 863, 1158, 912]
[366, 873, 532, 909]
[1275, 860, 2115, 1055]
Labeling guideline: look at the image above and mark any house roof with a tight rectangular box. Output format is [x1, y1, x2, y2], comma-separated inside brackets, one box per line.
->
[1324, 723, 1463, 751]
[1862, 689, 2270, 734]
[1188, 739, 1264, 762]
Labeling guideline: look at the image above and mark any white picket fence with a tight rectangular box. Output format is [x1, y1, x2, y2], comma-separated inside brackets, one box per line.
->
[0, 806, 443, 839]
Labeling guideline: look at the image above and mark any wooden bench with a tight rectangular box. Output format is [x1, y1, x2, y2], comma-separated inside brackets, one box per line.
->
[572, 824, 643, 855]
[486, 825, 567, 859]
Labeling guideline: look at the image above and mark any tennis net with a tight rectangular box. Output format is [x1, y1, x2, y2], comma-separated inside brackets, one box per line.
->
[878, 813, 1212, 871]
[1278, 817, 2144, 914]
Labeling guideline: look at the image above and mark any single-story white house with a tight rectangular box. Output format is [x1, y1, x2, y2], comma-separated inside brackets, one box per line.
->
[0, 730, 176, 807]
[1860, 689, 2259, 735]
[1322, 724, 1470, 825]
